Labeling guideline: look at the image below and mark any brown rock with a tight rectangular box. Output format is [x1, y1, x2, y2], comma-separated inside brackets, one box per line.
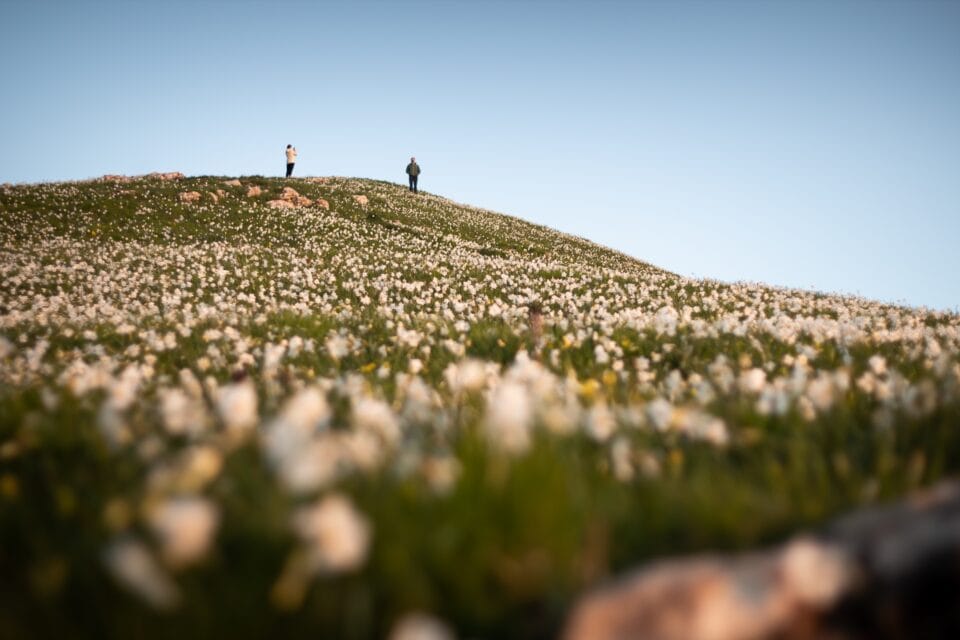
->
[266, 199, 296, 210]
[279, 186, 312, 207]
[564, 480, 960, 640]
[208, 192, 219, 204]
[223, 179, 242, 187]
[100, 174, 132, 183]
[179, 191, 202, 203]
[304, 177, 327, 184]
[353, 195, 369, 206]
[246, 186, 262, 198]
[314, 198, 330, 210]
[100, 172, 183, 183]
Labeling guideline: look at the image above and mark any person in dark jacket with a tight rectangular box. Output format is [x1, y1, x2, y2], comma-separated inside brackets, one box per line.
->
[405, 157, 421, 193]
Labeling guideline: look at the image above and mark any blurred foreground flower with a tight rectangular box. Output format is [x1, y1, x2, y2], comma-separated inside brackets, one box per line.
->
[293, 493, 371, 574]
[389, 613, 456, 640]
[103, 538, 180, 611]
[272, 493, 372, 611]
[215, 381, 258, 435]
[148, 497, 220, 569]
[485, 380, 532, 454]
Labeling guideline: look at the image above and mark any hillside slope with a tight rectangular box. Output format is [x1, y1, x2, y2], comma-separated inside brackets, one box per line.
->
[1, 175, 959, 639]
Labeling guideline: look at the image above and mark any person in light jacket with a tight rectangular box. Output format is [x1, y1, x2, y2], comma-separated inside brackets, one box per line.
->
[405, 157, 421, 193]
[285, 145, 297, 178]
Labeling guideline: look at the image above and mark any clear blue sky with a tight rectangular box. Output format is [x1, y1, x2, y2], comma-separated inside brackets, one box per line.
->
[2, 0, 958, 311]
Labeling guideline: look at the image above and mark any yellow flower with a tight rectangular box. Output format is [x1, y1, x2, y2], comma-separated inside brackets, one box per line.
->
[579, 379, 600, 401]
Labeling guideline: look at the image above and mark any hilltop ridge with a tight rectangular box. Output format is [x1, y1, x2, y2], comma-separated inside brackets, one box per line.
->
[1, 174, 939, 325]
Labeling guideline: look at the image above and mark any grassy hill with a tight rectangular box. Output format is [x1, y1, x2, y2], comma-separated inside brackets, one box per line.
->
[1, 174, 959, 639]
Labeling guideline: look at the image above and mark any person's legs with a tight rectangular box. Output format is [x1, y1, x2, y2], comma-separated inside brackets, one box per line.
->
[409, 175, 414, 191]
[412, 175, 418, 193]
[286, 163, 294, 178]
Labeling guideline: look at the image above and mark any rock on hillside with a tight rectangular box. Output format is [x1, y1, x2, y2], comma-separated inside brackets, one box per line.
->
[565, 480, 960, 640]
[99, 172, 184, 183]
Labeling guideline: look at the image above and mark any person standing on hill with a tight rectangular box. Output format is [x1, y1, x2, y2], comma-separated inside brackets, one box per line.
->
[285, 145, 298, 178]
[405, 157, 421, 193]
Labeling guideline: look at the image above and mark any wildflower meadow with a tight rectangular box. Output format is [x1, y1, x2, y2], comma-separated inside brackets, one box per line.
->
[1, 174, 959, 638]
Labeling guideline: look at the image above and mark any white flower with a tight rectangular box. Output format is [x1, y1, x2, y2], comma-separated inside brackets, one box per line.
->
[694, 416, 729, 447]
[646, 398, 673, 431]
[806, 376, 835, 411]
[868, 355, 887, 376]
[278, 437, 344, 493]
[326, 334, 349, 360]
[397, 326, 423, 348]
[738, 367, 767, 394]
[594, 344, 610, 365]
[485, 381, 532, 454]
[215, 381, 258, 434]
[856, 372, 876, 395]
[442, 339, 465, 357]
[293, 494, 371, 573]
[610, 437, 634, 482]
[444, 359, 487, 394]
[654, 306, 679, 335]
[103, 538, 180, 610]
[264, 387, 331, 464]
[160, 388, 206, 436]
[288, 335, 304, 358]
[389, 613, 455, 640]
[0, 336, 13, 359]
[421, 455, 461, 494]
[352, 397, 400, 445]
[97, 403, 130, 448]
[148, 497, 219, 569]
[107, 365, 142, 411]
[263, 342, 286, 372]
[585, 402, 616, 442]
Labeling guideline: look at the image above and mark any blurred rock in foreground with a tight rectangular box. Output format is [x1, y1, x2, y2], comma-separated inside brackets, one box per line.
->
[564, 480, 960, 640]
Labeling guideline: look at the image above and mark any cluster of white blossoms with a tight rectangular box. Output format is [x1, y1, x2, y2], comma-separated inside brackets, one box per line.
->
[2, 176, 959, 625]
